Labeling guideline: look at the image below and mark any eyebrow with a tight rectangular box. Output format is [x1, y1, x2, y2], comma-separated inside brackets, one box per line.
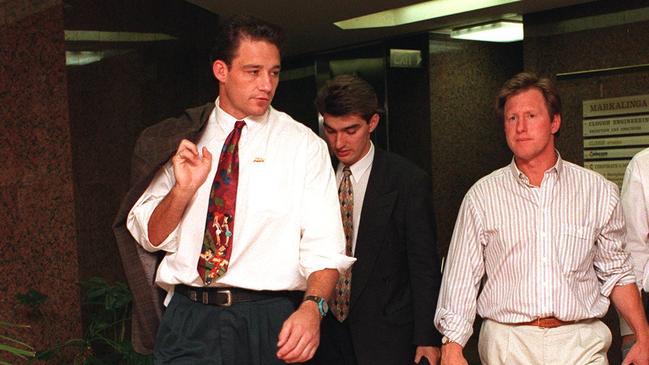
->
[241, 64, 281, 70]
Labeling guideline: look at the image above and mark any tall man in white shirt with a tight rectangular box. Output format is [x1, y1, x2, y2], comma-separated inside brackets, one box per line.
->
[619, 147, 649, 359]
[312, 75, 442, 365]
[114, 15, 354, 364]
[435, 72, 649, 365]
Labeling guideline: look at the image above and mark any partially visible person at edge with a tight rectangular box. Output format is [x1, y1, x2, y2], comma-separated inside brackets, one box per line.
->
[113, 14, 354, 364]
[310, 74, 442, 365]
[619, 147, 649, 360]
[435, 71, 649, 365]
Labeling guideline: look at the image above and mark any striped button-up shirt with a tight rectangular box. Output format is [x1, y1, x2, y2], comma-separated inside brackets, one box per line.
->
[435, 155, 635, 346]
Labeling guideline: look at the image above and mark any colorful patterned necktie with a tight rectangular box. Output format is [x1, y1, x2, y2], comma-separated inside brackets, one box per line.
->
[332, 166, 353, 321]
[197, 120, 246, 285]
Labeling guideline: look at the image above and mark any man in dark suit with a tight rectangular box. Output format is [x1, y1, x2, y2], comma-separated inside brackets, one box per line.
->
[312, 74, 442, 365]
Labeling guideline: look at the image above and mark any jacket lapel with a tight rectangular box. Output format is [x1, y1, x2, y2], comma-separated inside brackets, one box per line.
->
[349, 148, 397, 311]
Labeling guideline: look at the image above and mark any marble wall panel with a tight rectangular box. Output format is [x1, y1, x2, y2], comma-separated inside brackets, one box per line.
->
[0, 0, 82, 358]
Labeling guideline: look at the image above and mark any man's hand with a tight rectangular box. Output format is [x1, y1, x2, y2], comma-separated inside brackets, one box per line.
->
[147, 139, 212, 245]
[622, 334, 649, 365]
[612, 284, 649, 365]
[172, 139, 212, 192]
[414, 345, 441, 364]
[441, 342, 468, 365]
[276, 301, 321, 363]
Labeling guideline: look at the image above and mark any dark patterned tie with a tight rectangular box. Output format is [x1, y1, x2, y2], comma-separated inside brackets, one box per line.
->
[332, 166, 353, 321]
[197, 120, 246, 285]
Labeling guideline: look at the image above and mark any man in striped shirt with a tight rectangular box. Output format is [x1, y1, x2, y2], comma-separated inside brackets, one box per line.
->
[435, 72, 649, 365]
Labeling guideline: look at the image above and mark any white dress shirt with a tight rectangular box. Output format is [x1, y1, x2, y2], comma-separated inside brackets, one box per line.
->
[127, 99, 355, 304]
[335, 142, 374, 254]
[619, 147, 649, 336]
[622, 147, 649, 292]
[435, 154, 635, 346]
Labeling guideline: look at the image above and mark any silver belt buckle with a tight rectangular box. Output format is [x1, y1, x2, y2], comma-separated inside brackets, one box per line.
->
[218, 290, 232, 306]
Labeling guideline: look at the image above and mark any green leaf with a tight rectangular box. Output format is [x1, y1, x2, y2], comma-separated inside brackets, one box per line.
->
[0, 334, 33, 349]
[15, 289, 47, 308]
[0, 322, 30, 329]
[0, 343, 35, 358]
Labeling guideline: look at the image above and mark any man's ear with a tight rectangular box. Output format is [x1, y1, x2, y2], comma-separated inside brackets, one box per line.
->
[551, 113, 561, 135]
[368, 113, 380, 133]
[212, 60, 228, 83]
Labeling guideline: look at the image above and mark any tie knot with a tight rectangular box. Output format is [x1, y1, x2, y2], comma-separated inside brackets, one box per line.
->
[342, 166, 351, 178]
[234, 120, 246, 130]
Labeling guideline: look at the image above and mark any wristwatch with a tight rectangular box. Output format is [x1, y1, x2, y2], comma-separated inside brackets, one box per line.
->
[303, 295, 328, 318]
[441, 336, 455, 345]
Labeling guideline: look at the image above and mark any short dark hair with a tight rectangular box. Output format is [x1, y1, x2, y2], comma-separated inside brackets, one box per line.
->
[495, 72, 562, 122]
[209, 15, 283, 66]
[315, 74, 381, 122]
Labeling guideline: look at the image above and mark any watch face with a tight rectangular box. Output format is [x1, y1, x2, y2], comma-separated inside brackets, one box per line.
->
[321, 299, 329, 313]
[305, 296, 328, 317]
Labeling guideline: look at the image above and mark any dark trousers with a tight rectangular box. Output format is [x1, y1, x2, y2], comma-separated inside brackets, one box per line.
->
[311, 314, 357, 365]
[154, 293, 298, 365]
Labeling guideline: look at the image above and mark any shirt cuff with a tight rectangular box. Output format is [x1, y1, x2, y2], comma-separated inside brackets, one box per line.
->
[300, 253, 356, 279]
[601, 269, 636, 297]
[127, 203, 180, 252]
[435, 308, 473, 347]
[642, 262, 649, 292]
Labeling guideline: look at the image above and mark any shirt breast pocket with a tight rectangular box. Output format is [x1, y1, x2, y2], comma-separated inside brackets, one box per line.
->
[247, 161, 292, 216]
[557, 223, 596, 274]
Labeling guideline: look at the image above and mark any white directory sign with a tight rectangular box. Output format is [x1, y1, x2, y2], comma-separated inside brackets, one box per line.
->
[582, 94, 649, 188]
[583, 160, 630, 188]
[584, 135, 649, 148]
[583, 115, 649, 137]
[583, 147, 646, 161]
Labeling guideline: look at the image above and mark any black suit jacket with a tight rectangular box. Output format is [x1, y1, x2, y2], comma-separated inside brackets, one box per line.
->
[341, 148, 442, 364]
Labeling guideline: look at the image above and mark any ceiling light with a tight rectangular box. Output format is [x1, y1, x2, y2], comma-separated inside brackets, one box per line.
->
[334, 0, 520, 29]
[65, 50, 132, 66]
[450, 20, 523, 42]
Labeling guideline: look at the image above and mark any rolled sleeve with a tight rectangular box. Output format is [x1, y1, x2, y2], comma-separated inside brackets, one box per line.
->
[434, 308, 475, 346]
[434, 194, 484, 347]
[298, 137, 355, 278]
[643, 263, 649, 293]
[126, 162, 180, 253]
[595, 184, 636, 296]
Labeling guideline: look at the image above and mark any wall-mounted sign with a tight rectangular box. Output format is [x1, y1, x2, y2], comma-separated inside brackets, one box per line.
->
[583, 135, 649, 149]
[584, 160, 630, 187]
[582, 94, 649, 188]
[583, 94, 649, 118]
[583, 147, 645, 161]
[389, 49, 422, 68]
[583, 115, 649, 137]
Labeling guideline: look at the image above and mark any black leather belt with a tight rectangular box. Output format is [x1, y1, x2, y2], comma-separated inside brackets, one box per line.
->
[174, 284, 298, 306]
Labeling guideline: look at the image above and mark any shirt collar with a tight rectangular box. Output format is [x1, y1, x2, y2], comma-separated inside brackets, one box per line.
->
[508, 150, 563, 185]
[337, 142, 375, 183]
[214, 97, 269, 133]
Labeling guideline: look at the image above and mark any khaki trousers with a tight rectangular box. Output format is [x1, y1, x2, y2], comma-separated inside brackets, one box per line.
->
[478, 319, 611, 365]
